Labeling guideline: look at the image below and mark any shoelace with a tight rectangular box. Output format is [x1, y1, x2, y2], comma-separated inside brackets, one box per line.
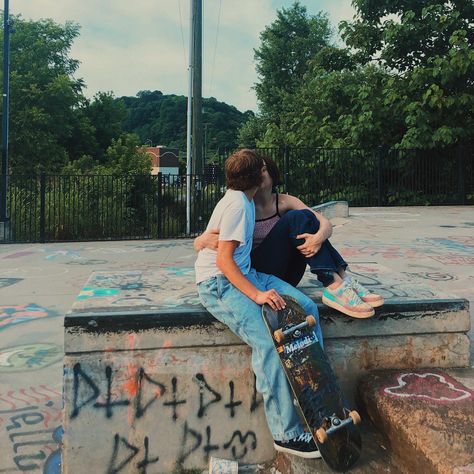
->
[342, 284, 365, 305]
[294, 432, 313, 443]
[349, 278, 368, 296]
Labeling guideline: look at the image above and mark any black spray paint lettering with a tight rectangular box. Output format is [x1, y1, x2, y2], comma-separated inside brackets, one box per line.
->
[194, 373, 222, 418]
[177, 422, 258, 463]
[2, 404, 56, 471]
[134, 367, 167, 419]
[225, 381, 242, 418]
[107, 434, 159, 474]
[163, 376, 186, 421]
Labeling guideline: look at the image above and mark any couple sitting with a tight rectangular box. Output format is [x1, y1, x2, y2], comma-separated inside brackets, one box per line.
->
[194, 149, 382, 459]
[195, 152, 383, 318]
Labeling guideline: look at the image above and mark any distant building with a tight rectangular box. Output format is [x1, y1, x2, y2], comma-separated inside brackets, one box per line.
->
[145, 146, 180, 183]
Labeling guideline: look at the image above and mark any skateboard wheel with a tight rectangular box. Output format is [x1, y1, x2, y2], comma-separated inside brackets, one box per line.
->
[306, 315, 316, 327]
[349, 410, 361, 425]
[274, 329, 285, 343]
[315, 427, 327, 444]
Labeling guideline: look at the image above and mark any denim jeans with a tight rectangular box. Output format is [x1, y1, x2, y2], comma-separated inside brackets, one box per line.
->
[251, 209, 348, 287]
[197, 268, 323, 441]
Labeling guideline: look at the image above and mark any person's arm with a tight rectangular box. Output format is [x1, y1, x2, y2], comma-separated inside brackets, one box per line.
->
[193, 229, 220, 251]
[216, 240, 285, 310]
[280, 194, 333, 257]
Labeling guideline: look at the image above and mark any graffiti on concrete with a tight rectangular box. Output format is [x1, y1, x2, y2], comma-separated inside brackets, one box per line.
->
[0, 343, 62, 373]
[0, 386, 62, 472]
[0, 304, 57, 331]
[403, 271, 457, 282]
[2, 250, 36, 259]
[66, 259, 109, 266]
[43, 426, 63, 474]
[74, 269, 202, 309]
[66, 361, 263, 470]
[428, 254, 474, 266]
[382, 371, 474, 404]
[303, 262, 438, 300]
[0, 277, 23, 289]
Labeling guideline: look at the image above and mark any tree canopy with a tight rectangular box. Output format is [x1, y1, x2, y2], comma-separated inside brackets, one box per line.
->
[241, 0, 474, 150]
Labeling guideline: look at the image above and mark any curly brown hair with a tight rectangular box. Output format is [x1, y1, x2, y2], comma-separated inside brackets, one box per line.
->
[225, 149, 263, 191]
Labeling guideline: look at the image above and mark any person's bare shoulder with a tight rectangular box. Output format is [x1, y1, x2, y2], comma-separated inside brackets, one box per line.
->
[278, 193, 307, 214]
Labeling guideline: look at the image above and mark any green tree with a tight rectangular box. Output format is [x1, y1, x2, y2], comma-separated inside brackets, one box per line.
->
[0, 15, 87, 173]
[84, 92, 127, 160]
[63, 133, 151, 175]
[121, 90, 249, 153]
[244, 2, 333, 146]
[340, 0, 474, 148]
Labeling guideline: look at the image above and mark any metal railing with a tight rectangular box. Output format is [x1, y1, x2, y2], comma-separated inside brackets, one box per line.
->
[1, 147, 472, 243]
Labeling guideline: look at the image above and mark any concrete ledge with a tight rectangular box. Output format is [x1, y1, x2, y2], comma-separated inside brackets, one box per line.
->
[62, 270, 471, 473]
[358, 369, 474, 474]
[312, 200, 349, 219]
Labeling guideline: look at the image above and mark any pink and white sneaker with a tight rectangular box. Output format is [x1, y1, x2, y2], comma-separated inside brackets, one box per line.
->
[345, 277, 384, 308]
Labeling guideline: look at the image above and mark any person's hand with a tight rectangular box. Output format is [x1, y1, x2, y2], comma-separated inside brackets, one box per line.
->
[296, 233, 322, 258]
[255, 289, 286, 311]
[201, 228, 220, 250]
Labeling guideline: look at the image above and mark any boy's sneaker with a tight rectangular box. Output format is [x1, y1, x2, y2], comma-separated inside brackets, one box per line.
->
[274, 432, 322, 459]
[345, 276, 384, 308]
[322, 280, 375, 318]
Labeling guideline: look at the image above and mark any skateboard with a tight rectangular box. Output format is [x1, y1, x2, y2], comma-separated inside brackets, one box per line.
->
[262, 295, 362, 472]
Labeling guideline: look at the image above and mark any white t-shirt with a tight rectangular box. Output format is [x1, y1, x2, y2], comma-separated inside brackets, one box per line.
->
[195, 189, 255, 284]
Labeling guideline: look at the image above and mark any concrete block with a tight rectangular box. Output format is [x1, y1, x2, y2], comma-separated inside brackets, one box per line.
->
[62, 346, 273, 473]
[358, 369, 474, 474]
[312, 201, 349, 219]
[63, 270, 471, 473]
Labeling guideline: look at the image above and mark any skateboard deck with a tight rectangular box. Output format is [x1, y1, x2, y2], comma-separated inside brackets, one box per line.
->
[262, 295, 362, 472]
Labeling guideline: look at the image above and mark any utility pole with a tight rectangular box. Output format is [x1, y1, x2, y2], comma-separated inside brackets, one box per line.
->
[185, 0, 194, 235]
[0, 0, 11, 234]
[192, 0, 203, 175]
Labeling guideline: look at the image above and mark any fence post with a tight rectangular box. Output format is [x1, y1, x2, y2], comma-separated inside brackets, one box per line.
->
[284, 145, 290, 194]
[377, 147, 384, 206]
[157, 172, 162, 238]
[457, 146, 466, 205]
[39, 172, 46, 243]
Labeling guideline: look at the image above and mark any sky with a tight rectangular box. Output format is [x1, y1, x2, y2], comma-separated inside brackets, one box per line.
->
[13, 0, 355, 112]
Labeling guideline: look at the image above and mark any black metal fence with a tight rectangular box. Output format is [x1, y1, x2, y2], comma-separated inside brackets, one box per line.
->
[1, 147, 472, 243]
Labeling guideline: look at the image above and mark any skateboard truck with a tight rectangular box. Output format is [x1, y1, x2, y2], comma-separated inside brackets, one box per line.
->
[274, 315, 316, 343]
[315, 411, 361, 443]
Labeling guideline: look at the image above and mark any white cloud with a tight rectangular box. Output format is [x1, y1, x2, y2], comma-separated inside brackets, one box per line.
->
[13, 0, 355, 111]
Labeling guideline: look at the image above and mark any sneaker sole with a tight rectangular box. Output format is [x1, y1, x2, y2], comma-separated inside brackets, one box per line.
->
[363, 298, 384, 308]
[274, 443, 322, 459]
[322, 296, 375, 318]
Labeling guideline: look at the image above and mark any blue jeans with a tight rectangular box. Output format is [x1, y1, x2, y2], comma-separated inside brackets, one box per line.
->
[197, 269, 323, 441]
[251, 209, 348, 287]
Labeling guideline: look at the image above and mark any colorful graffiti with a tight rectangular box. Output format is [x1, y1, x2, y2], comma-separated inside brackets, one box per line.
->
[381, 371, 473, 404]
[0, 277, 23, 289]
[0, 343, 62, 373]
[0, 386, 62, 472]
[74, 269, 202, 309]
[0, 304, 56, 331]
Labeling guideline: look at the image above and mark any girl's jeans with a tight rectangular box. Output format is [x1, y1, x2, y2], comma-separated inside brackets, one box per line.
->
[197, 269, 323, 441]
[251, 209, 348, 287]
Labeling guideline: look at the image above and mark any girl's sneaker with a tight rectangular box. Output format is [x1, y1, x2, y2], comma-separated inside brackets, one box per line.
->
[322, 280, 375, 318]
[345, 276, 384, 308]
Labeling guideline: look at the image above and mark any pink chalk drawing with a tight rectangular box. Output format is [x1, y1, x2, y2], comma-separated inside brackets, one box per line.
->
[382, 371, 473, 404]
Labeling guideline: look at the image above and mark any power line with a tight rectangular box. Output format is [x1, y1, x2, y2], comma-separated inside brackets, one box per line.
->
[177, 0, 188, 70]
[208, 0, 222, 98]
